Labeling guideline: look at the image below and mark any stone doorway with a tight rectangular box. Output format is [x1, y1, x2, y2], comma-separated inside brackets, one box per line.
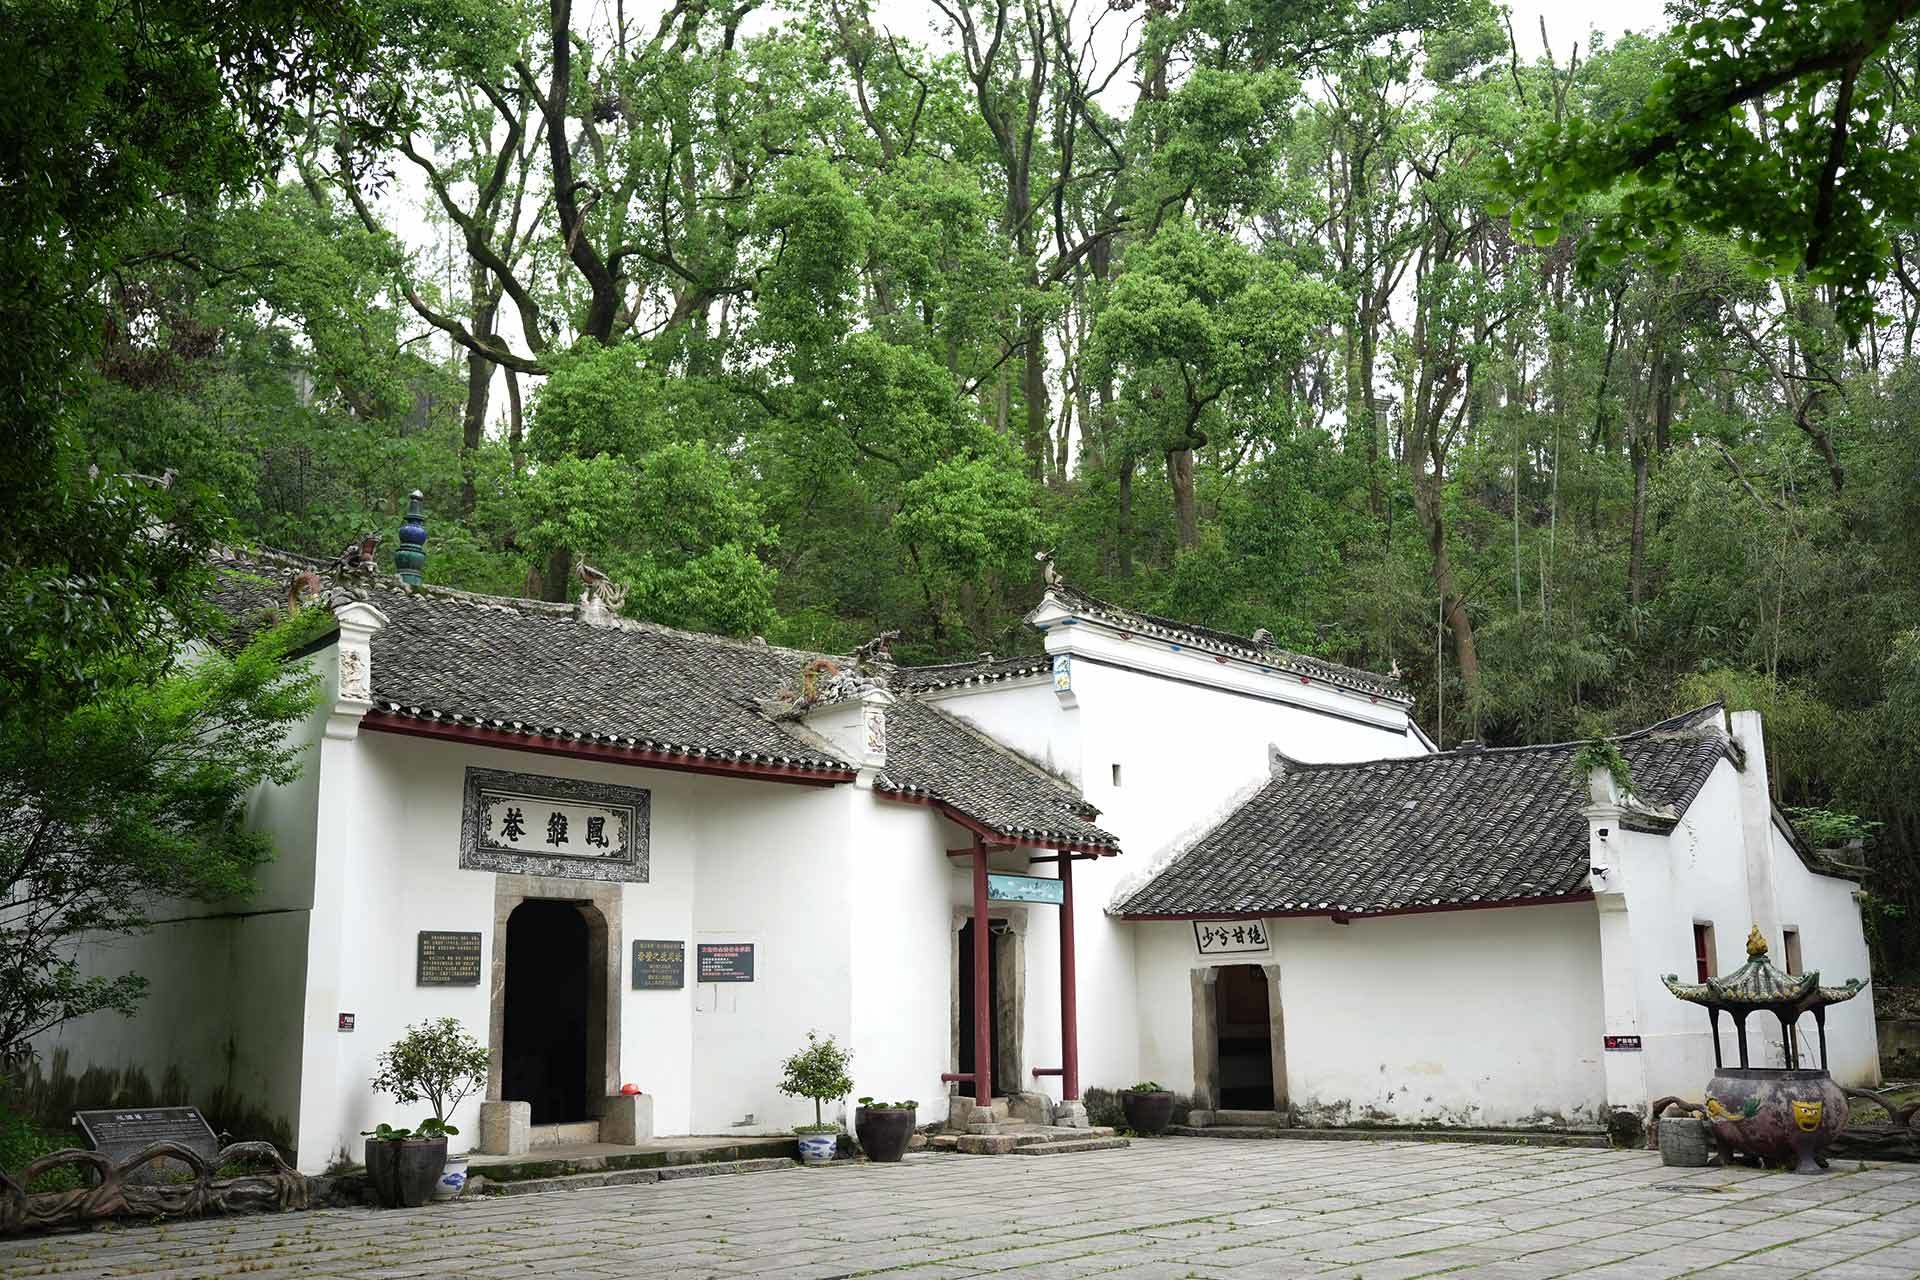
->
[1191, 963, 1286, 1113]
[489, 876, 621, 1129]
[1215, 964, 1275, 1110]
[502, 900, 598, 1123]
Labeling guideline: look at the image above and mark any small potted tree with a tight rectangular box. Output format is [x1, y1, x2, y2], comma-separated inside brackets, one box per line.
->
[853, 1097, 917, 1163]
[1120, 1081, 1176, 1136]
[368, 1017, 490, 1204]
[779, 1031, 853, 1167]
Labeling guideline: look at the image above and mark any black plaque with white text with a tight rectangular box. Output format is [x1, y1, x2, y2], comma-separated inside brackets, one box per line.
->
[416, 930, 484, 986]
[75, 1106, 219, 1169]
[696, 942, 755, 982]
[632, 939, 685, 989]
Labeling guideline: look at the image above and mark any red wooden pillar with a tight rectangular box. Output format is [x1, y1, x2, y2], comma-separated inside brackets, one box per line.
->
[1059, 849, 1080, 1102]
[971, 837, 992, 1109]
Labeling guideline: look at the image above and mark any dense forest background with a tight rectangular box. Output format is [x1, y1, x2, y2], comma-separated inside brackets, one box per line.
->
[36, 0, 1920, 975]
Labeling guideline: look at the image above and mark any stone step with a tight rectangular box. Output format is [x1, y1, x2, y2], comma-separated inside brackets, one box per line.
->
[470, 1156, 796, 1197]
[1211, 1109, 1288, 1128]
[1011, 1137, 1131, 1156]
[1167, 1125, 1610, 1150]
[531, 1121, 601, 1148]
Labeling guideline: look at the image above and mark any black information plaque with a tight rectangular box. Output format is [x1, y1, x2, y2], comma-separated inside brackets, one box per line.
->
[416, 931, 484, 986]
[632, 939, 685, 990]
[75, 1106, 219, 1166]
[696, 942, 755, 983]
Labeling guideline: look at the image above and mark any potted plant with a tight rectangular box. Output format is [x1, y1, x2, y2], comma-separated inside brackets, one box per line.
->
[1120, 1081, 1175, 1136]
[779, 1030, 853, 1167]
[853, 1098, 917, 1164]
[360, 1119, 458, 1207]
[369, 1017, 489, 1202]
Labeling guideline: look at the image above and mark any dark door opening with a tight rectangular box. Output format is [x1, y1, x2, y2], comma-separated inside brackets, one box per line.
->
[957, 919, 1011, 1096]
[503, 900, 592, 1124]
[1216, 964, 1274, 1111]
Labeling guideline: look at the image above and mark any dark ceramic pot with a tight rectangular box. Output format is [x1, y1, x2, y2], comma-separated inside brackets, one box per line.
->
[1121, 1090, 1175, 1136]
[364, 1138, 399, 1207]
[1705, 1068, 1846, 1174]
[366, 1138, 448, 1207]
[855, 1106, 916, 1163]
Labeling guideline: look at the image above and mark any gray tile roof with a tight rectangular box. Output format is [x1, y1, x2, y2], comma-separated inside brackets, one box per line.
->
[1039, 583, 1410, 704]
[212, 551, 1114, 847]
[1112, 705, 1733, 917]
[877, 700, 1118, 850]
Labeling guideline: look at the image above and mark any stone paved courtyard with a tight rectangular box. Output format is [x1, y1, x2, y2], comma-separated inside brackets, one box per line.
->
[6, 1138, 1920, 1279]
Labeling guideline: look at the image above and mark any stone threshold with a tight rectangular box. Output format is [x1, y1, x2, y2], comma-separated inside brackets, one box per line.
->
[1167, 1124, 1610, 1149]
[468, 1135, 800, 1184]
[470, 1155, 798, 1198]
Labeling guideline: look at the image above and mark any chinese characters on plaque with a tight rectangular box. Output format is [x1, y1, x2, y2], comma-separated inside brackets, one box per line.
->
[632, 939, 685, 989]
[460, 767, 650, 883]
[1193, 919, 1269, 956]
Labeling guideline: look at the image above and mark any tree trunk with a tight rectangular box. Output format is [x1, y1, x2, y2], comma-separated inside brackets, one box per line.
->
[1627, 431, 1649, 621]
[1412, 469, 1478, 727]
[1116, 456, 1135, 578]
[1168, 448, 1197, 551]
[459, 272, 499, 518]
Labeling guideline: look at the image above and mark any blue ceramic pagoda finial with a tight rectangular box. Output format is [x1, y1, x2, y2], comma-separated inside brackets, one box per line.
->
[395, 490, 428, 587]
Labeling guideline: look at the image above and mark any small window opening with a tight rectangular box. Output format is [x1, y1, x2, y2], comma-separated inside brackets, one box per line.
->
[1111, 763, 1122, 787]
[1693, 922, 1717, 982]
[1783, 928, 1803, 975]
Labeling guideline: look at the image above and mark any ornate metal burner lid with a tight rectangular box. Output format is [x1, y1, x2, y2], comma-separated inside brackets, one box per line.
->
[1663, 925, 1866, 1014]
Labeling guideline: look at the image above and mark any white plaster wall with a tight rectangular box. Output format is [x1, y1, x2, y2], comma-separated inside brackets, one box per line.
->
[1134, 904, 1608, 1127]
[1601, 763, 1763, 1106]
[294, 731, 729, 1166]
[1769, 819, 1878, 1086]
[927, 680, 1080, 787]
[689, 776, 856, 1135]
[846, 800, 957, 1124]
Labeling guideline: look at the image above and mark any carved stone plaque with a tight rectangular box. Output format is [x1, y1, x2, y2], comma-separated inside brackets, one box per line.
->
[75, 1106, 220, 1181]
[459, 767, 650, 883]
[416, 931, 483, 986]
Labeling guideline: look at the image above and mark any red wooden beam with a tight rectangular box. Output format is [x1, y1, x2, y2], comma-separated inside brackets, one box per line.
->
[971, 837, 992, 1111]
[1059, 849, 1079, 1101]
[360, 711, 854, 787]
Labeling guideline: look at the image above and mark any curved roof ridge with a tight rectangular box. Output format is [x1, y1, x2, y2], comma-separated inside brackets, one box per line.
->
[1037, 580, 1409, 703]
[219, 543, 832, 665]
[1270, 701, 1732, 777]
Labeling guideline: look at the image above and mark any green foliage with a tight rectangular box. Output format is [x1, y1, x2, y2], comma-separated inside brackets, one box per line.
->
[1127, 1081, 1166, 1093]
[855, 1097, 917, 1110]
[0, 613, 324, 1067]
[370, 1018, 490, 1123]
[1507, 3, 1920, 335]
[1570, 740, 1637, 799]
[777, 1031, 854, 1130]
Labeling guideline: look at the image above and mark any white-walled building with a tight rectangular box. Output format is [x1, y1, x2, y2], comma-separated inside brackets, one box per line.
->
[34, 553, 1878, 1170]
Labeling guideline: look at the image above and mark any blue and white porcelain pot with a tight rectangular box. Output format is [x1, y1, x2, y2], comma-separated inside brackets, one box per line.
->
[433, 1151, 470, 1200]
[795, 1131, 839, 1167]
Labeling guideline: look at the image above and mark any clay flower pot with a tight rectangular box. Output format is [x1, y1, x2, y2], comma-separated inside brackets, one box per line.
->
[1121, 1090, 1175, 1136]
[365, 1137, 449, 1207]
[854, 1106, 916, 1163]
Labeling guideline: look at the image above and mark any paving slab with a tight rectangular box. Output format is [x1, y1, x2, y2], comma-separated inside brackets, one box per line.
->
[5, 1138, 1920, 1276]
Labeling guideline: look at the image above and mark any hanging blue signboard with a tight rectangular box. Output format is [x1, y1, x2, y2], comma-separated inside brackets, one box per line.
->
[987, 873, 1065, 905]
